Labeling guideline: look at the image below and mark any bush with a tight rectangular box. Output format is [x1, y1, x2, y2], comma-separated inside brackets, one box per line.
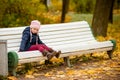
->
[0, 0, 47, 27]
[71, 0, 96, 13]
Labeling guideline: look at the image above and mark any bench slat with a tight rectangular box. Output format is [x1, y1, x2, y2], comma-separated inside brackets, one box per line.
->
[0, 24, 88, 36]
[18, 51, 42, 59]
[0, 21, 89, 36]
[0, 27, 91, 39]
[52, 41, 113, 53]
[0, 35, 22, 40]
[60, 47, 112, 58]
[44, 39, 96, 46]
[7, 40, 97, 51]
[3, 30, 92, 40]
[40, 31, 93, 40]
[7, 35, 95, 48]
[39, 28, 90, 36]
[19, 57, 46, 64]
[7, 40, 112, 52]
[6, 28, 91, 42]
[40, 21, 89, 31]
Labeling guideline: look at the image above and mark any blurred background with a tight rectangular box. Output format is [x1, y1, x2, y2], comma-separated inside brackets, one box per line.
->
[0, 0, 119, 28]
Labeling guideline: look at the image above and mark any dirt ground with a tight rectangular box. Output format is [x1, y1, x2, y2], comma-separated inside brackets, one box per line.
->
[15, 53, 120, 80]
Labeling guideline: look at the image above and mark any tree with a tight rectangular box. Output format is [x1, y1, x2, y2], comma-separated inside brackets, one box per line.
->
[0, 0, 8, 27]
[92, 0, 114, 37]
[61, 0, 69, 23]
[109, 0, 115, 23]
[41, 0, 51, 11]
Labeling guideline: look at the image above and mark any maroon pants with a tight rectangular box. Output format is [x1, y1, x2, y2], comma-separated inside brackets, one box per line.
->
[28, 44, 52, 53]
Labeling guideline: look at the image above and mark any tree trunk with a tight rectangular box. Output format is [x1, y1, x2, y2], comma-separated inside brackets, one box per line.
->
[44, 0, 49, 11]
[92, 0, 114, 37]
[41, 0, 51, 12]
[61, 0, 69, 23]
[109, 0, 115, 23]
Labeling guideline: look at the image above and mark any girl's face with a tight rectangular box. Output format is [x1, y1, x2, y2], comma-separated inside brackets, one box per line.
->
[31, 28, 39, 34]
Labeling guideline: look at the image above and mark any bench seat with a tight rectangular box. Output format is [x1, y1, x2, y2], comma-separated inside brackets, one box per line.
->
[17, 40, 113, 63]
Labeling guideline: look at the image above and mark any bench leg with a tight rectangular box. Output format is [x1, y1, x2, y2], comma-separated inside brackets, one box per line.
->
[45, 60, 53, 65]
[8, 51, 18, 76]
[8, 68, 17, 76]
[107, 40, 116, 59]
[64, 57, 72, 67]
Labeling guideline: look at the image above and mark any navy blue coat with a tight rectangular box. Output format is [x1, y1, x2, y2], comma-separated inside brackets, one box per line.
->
[19, 27, 44, 51]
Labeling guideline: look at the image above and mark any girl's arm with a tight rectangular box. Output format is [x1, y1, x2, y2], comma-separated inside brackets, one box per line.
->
[19, 31, 30, 51]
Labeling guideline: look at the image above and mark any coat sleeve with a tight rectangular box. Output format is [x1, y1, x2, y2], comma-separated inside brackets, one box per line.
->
[19, 30, 30, 51]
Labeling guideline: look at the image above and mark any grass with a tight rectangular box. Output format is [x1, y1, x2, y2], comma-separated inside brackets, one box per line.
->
[68, 12, 93, 25]
[68, 12, 120, 26]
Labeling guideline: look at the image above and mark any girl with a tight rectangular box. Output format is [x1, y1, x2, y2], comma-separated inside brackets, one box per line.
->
[19, 20, 61, 60]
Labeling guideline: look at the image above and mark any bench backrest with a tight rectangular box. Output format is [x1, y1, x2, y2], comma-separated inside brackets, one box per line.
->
[0, 21, 96, 52]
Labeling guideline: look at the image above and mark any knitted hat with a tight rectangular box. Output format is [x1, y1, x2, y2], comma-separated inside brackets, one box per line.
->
[30, 20, 41, 30]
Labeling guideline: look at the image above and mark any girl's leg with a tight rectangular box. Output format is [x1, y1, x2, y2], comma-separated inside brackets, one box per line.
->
[39, 44, 61, 58]
[28, 44, 48, 56]
[28, 45, 45, 52]
[39, 44, 52, 52]
[28, 45, 38, 51]
[28, 44, 49, 56]
[28, 44, 55, 60]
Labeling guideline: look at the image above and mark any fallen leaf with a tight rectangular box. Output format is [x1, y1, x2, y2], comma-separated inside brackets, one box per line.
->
[114, 68, 120, 71]
[28, 70, 33, 75]
[105, 72, 112, 75]
[56, 75, 65, 78]
[57, 71, 64, 75]
[103, 67, 111, 71]
[25, 75, 35, 78]
[82, 63, 87, 66]
[45, 72, 51, 77]
[8, 76, 18, 80]
[86, 69, 96, 74]
[33, 73, 43, 76]
[66, 70, 75, 75]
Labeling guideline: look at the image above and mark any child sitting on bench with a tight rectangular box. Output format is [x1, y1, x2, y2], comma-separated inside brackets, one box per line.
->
[19, 20, 61, 60]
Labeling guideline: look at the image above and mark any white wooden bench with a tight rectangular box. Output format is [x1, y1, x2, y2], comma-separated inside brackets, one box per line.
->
[0, 21, 116, 76]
